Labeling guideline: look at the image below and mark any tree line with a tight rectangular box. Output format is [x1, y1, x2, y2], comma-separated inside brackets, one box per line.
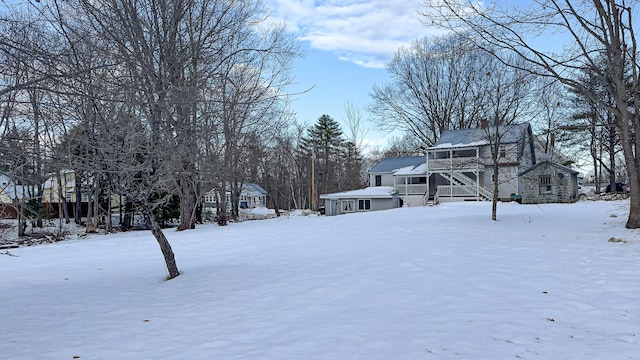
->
[0, 0, 366, 278]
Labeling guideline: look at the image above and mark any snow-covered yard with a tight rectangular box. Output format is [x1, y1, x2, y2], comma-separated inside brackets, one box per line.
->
[1, 200, 639, 359]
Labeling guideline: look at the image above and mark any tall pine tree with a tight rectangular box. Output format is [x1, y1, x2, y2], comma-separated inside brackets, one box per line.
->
[301, 115, 346, 206]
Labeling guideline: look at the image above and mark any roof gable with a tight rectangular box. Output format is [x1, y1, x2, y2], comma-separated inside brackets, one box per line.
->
[243, 183, 267, 196]
[518, 160, 578, 176]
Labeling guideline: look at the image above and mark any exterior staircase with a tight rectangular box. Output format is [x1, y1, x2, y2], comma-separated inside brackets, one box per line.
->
[437, 172, 493, 201]
[423, 190, 439, 206]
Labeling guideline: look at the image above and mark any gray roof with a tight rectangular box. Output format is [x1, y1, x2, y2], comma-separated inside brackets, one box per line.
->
[243, 183, 267, 196]
[434, 123, 531, 147]
[369, 156, 425, 173]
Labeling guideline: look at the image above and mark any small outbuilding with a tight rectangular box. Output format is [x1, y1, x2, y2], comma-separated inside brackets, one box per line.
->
[319, 186, 399, 216]
[518, 160, 579, 204]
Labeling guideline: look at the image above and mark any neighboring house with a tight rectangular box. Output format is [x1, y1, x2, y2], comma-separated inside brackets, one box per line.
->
[0, 174, 26, 219]
[426, 123, 537, 202]
[0, 173, 40, 219]
[319, 186, 398, 216]
[518, 160, 579, 204]
[42, 170, 77, 204]
[203, 183, 268, 210]
[42, 170, 90, 217]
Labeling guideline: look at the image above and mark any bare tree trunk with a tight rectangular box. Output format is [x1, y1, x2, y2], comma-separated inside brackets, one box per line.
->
[177, 177, 197, 230]
[75, 172, 82, 224]
[17, 203, 25, 237]
[136, 197, 179, 279]
[492, 164, 499, 221]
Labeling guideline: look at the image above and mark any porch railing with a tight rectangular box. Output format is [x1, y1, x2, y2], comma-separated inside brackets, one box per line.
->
[428, 157, 485, 171]
[395, 184, 428, 195]
[437, 185, 484, 197]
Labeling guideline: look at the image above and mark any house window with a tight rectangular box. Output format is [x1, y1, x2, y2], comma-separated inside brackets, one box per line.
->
[375, 175, 382, 186]
[539, 175, 552, 194]
[358, 199, 371, 211]
[341, 200, 355, 212]
[499, 145, 506, 158]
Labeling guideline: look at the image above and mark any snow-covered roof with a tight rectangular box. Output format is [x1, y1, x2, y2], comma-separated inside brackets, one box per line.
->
[319, 186, 397, 199]
[431, 123, 531, 149]
[206, 182, 267, 196]
[431, 140, 488, 149]
[0, 174, 35, 200]
[1, 183, 38, 201]
[369, 156, 425, 173]
[393, 163, 427, 176]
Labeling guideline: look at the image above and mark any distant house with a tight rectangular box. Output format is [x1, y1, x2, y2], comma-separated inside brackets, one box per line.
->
[518, 160, 579, 204]
[0, 174, 26, 219]
[319, 186, 398, 216]
[322, 123, 579, 212]
[42, 170, 90, 217]
[203, 183, 268, 210]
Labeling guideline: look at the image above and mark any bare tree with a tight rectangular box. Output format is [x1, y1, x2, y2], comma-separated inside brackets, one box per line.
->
[474, 53, 537, 220]
[0, 9, 71, 237]
[343, 101, 369, 152]
[369, 34, 484, 145]
[213, 22, 300, 224]
[423, 0, 640, 228]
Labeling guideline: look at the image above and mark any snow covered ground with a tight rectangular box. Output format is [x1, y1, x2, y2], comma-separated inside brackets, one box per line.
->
[1, 200, 639, 359]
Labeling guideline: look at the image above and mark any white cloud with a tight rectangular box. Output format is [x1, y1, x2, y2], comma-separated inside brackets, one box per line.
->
[266, 0, 440, 68]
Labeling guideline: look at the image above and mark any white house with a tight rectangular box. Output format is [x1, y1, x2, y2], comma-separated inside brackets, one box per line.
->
[425, 123, 537, 202]
[203, 182, 268, 210]
[321, 123, 577, 214]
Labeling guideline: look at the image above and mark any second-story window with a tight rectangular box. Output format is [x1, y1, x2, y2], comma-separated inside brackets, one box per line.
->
[499, 145, 506, 158]
[375, 175, 381, 186]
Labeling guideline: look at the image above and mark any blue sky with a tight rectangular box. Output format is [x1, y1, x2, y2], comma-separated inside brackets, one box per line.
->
[266, 0, 443, 149]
